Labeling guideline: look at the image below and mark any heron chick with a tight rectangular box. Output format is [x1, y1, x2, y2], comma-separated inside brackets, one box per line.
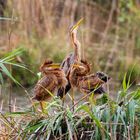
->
[33, 59, 68, 111]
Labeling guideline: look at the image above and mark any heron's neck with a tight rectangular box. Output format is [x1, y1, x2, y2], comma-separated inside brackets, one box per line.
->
[74, 41, 81, 61]
[71, 31, 81, 61]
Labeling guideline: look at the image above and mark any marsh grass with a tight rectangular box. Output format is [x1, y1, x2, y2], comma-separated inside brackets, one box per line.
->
[0, 81, 140, 139]
[0, 51, 140, 139]
[0, 1, 140, 139]
[1, 0, 140, 87]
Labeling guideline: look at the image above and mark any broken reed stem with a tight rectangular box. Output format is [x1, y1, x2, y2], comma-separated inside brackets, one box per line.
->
[7, 6, 17, 113]
[104, 22, 119, 73]
[0, 112, 19, 133]
[100, 0, 116, 45]
[127, 125, 131, 140]
[134, 117, 139, 140]
[8, 19, 13, 113]
[65, 117, 74, 140]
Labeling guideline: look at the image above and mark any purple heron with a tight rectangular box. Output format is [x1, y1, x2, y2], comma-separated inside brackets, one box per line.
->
[69, 60, 110, 99]
[33, 59, 67, 111]
[57, 18, 83, 98]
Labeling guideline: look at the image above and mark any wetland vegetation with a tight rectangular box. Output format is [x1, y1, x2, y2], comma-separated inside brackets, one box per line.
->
[0, 0, 140, 139]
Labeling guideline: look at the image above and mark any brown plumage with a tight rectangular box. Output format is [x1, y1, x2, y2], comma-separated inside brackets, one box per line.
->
[39, 59, 53, 75]
[57, 22, 82, 98]
[78, 74, 105, 94]
[69, 60, 91, 88]
[33, 59, 68, 101]
[33, 75, 58, 101]
[79, 72, 110, 99]
[69, 60, 110, 97]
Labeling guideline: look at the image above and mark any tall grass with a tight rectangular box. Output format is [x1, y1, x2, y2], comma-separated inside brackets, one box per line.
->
[0, 74, 140, 139]
[0, 48, 26, 85]
[0, 48, 139, 139]
[0, 0, 140, 87]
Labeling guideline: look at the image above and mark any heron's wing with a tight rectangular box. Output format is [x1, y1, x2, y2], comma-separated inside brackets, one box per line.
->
[57, 53, 75, 98]
[79, 74, 105, 93]
[80, 85, 106, 95]
[57, 81, 71, 98]
[61, 53, 74, 75]
[96, 71, 111, 82]
[37, 75, 57, 89]
[34, 75, 58, 101]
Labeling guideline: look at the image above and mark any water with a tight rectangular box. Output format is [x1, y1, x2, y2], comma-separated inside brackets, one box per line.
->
[0, 82, 118, 112]
[0, 86, 32, 112]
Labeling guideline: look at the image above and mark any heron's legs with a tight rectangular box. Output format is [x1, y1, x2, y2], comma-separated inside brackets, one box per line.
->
[62, 88, 66, 108]
[40, 101, 45, 113]
[71, 87, 76, 112]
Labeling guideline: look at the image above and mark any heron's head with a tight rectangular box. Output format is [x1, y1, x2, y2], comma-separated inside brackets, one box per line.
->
[42, 59, 53, 67]
[40, 59, 60, 72]
[96, 72, 111, 82]
[44, 64, 61, 72]
[69, 18, 84, 44]
[69, 18, 84, 33]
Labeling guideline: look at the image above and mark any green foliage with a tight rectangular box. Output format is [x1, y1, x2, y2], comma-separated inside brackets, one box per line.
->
[12, 49, 38, 86]
[0, 48, 25, 86]
[1, 86, 140, 139]
[0, 48, 37, 87]
[119, 64, 140, 86]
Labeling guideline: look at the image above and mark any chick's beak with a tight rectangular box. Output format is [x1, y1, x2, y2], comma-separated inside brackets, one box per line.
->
[72, 64, 85, 69]
[48, 63, 60, 68]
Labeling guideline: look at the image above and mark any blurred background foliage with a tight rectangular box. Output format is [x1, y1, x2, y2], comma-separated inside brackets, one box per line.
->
[0, 0, 140, 89]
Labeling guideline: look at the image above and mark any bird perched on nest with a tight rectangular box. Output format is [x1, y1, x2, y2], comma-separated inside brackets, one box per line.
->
[69, 60, 110, 99]
[33, 59, 68, 110]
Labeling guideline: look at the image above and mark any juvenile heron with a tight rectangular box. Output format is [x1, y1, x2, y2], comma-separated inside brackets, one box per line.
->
[33, 59, 68, 111]
[69, 60, 110, 99]
[57, 18, 83, 99]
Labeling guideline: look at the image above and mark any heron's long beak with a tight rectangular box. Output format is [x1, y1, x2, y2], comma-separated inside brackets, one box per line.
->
[70, 18, 84, 33]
